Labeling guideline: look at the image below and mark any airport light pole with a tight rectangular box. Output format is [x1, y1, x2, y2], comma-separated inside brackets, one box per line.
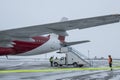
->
[88, 50, 90, 60]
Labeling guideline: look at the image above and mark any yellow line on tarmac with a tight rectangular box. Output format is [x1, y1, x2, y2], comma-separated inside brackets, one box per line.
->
[0, 67, 120, 74]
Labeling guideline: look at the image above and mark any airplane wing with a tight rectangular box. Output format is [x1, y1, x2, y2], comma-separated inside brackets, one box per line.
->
[0, 14, 120, 47]
[61, 40, 90, 47]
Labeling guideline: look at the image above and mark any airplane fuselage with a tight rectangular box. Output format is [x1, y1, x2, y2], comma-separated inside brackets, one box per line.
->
[0, 34, 62, 56]
[0, 14, 120, 56]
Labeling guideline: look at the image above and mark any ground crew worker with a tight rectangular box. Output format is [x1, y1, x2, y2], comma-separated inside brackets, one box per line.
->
[108, 55, 112, 71]
[49, 56, 54, 67]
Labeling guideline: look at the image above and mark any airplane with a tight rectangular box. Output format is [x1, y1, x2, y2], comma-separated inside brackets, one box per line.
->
[0, 14, 120, 56]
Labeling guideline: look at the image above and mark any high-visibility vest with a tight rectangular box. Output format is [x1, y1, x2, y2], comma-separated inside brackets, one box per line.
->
[49, 57, 53, 62]
[108, 57, 112, 63]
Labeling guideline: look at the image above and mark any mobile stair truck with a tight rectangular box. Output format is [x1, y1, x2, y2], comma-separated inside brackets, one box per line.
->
[53, 47, 90, 67]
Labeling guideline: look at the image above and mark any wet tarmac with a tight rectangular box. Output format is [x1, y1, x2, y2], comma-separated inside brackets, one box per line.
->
[0, 59, 120, 80]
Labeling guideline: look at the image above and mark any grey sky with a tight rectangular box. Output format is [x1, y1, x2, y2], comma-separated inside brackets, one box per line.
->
[0, 0, 120, 58]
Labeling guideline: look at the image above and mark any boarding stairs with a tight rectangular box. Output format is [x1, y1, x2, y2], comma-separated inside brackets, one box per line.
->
[61, 46, 91, 66]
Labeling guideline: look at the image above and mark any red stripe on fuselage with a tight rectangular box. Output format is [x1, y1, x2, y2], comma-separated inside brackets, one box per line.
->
[12, 40, 42, 54]
[0, 47, 15, 56]
[0, 35, 50, 55]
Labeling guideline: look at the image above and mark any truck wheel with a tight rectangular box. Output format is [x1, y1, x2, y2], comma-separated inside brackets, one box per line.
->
[59, 64, 63, 67]
[79, 64, 84, 67]
[54, 62, 58, 67]
[73, 62, 78, 67]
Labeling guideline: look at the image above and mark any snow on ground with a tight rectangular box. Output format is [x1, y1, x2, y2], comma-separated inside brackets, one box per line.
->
[0, 59, 120, 80]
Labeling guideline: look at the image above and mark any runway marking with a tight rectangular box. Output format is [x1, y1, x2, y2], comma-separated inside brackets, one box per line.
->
[0, 66, 120, 74]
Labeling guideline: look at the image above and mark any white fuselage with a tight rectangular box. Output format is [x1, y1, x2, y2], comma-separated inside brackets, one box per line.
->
[18, 34, 61, 56]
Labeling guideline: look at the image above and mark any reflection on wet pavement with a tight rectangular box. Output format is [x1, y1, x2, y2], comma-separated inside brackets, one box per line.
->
[0, 60, 120, 80]
[61, 70, 120, 80]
